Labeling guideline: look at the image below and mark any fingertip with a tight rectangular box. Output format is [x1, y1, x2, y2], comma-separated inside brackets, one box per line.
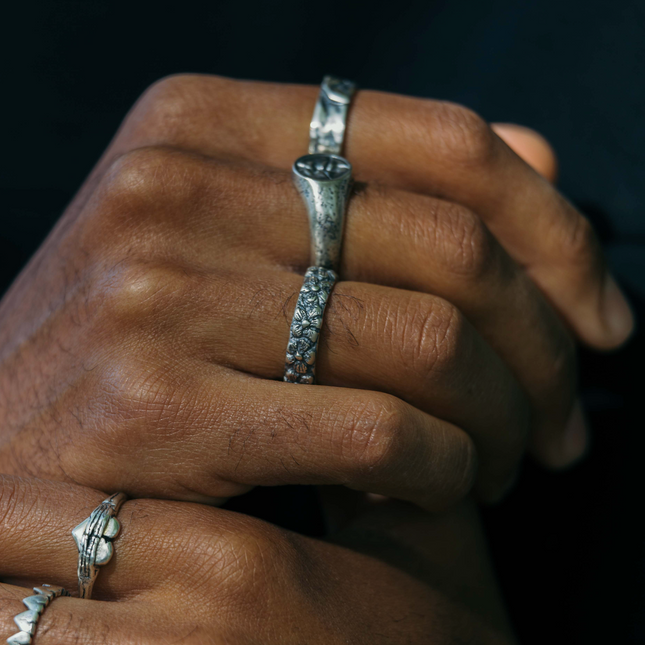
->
[492, 122, 559, 183]
[600, 274, 636, 348]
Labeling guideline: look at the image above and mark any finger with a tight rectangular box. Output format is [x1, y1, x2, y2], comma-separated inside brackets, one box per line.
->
[45, 262, 524, 502]
[0, 475, 306, 610]
[90, 147, 574, 466]
[0, 582, 174, 644]
[206, 271, 528, 499]
[0, 322, 480, 513]
[490, 123, 558, 182]
[116, 75, 634, 349]
[0, 476, 149, 598]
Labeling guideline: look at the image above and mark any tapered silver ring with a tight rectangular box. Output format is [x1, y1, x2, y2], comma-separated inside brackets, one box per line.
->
[6, 584, 70, 645]
[72, 492, 126, 599]
[309, 75, 356, 155]
[292, 153, 353, 272]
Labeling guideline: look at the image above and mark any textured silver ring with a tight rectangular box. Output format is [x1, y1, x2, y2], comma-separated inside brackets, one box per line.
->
[284, 153, 353, 385]
[72, 492, 126, 599]
[309, 75, 356, 155]
[284, 266, 338, 384]
[6, 584, 70, 645]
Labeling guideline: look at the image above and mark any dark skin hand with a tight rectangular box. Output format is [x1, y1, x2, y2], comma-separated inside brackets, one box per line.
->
[0, 78, 620, 643]
[0, 475, 515, 644]
[0, 76, 632, 513]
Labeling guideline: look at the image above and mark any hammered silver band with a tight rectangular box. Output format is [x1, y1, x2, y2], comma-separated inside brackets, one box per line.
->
[72, 492, 126, 599]
[6, 585, 70, 645]
[309, 75, 356, 155]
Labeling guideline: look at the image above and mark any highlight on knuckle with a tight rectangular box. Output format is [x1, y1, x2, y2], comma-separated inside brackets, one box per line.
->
[100, 258, 195, 323]
[430, 101, 496, 167]
[99, 146, 203, 219]
[134, 73, 231, 135]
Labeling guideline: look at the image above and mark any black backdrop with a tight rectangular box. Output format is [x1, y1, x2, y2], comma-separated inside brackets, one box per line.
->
[2, 1, 644, 642]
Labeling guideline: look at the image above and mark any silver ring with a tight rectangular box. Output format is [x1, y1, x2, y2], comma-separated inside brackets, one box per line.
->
[6, 584, 70, 644]
[284, 267, 338, 384]
[284, 154, 353, 385]
[72, 492, 126, 599]
[309, 75, 356, 155]
[292, 153, 353, 271]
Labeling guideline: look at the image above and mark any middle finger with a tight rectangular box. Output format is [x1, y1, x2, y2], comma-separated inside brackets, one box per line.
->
[94, 147, 575, 462]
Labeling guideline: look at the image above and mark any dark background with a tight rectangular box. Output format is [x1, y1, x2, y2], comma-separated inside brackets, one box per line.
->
[1, 1, 644, 642]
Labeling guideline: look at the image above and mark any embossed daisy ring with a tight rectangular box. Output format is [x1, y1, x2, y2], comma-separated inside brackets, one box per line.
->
[284, 154, 353, 385]
[72, 492, 126, 599]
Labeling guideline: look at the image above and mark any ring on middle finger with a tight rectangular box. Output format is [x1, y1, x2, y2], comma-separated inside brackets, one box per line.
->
[284, 154, 353, 385]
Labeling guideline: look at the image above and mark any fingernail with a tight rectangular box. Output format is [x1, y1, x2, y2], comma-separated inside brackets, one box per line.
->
[561, 400, 588, 464]
[603, 274, 634, 344]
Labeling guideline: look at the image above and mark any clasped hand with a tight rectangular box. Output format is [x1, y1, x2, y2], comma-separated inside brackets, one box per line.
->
[0, 75, 633, 643]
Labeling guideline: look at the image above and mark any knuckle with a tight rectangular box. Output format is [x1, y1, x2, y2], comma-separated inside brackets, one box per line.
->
[430, 101, 496, 167]
[435, 202, 499, 280]
[134, 73, 231, 134]
[93, 356, 194, 448]
[98, 146, 201, 218]
[100, 258, 195, 322]
[392, 294, 464, 378]
[336, 393, 410, 477]
[191, 520, 302, 606]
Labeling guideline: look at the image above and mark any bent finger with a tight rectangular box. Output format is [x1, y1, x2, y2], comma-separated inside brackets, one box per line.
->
[116, 75, 633, 349]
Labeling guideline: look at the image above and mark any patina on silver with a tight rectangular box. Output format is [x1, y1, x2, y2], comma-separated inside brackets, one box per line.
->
[309, 75, 356, 155]
[285, 154, 352, 385]
[6, 584, 70, 644]
[72, 492, 126, 599]
[292, 153, 352, 272]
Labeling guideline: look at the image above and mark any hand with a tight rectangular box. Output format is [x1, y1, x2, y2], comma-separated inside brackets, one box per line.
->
[0, 475, 515, 644]
[0, 76, 632, 508]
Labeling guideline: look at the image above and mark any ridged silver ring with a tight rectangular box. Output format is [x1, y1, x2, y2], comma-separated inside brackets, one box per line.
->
[72, 492, 126, 599]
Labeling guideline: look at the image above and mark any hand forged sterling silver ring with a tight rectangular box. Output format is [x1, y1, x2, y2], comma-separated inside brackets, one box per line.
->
[6, 584, 70, 645]
[284, 153, 353, 385]
[309, 75, 356, 155]
[72, 492, 126, 599]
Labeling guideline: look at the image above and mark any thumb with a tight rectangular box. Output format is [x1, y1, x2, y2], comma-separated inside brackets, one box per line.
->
[492, 123, 559, 183]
